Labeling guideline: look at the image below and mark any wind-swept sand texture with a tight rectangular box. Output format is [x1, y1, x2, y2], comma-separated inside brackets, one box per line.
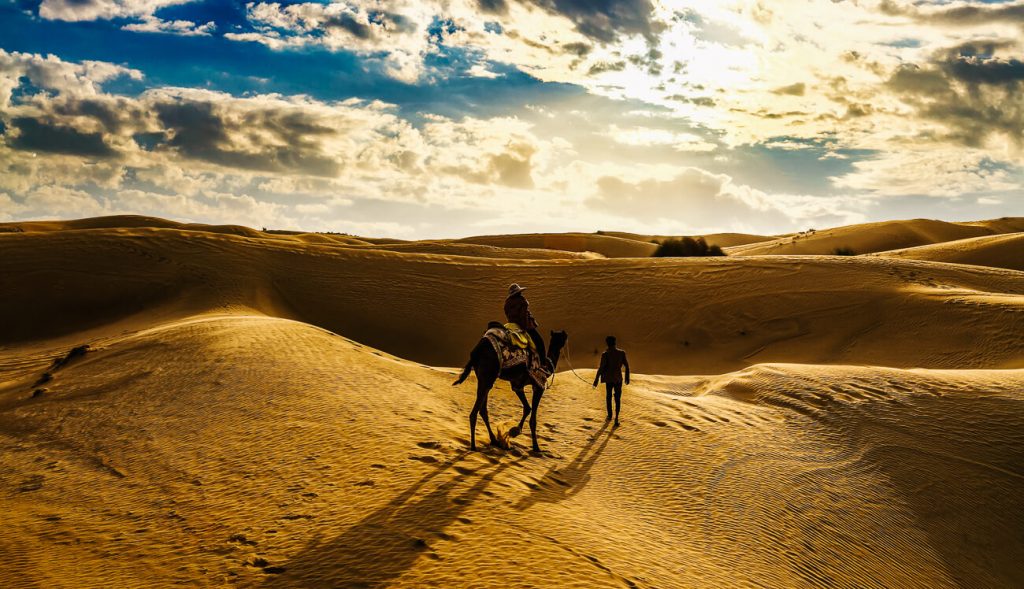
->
[726, 218, 1024, 256]
[872, 233, 1024, 272]
[2, 216, 1024, 588]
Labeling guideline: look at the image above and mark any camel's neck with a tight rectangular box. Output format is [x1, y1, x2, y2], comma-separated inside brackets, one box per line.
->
[548, 340, 566, 371]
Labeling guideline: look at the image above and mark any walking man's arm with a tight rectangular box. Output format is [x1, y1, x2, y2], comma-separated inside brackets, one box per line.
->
[593, 352, 606, 387]
[623, 351, 630, 385]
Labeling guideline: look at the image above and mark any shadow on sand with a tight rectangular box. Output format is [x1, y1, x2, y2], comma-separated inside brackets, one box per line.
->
[264, 452, 524, 588]
[514, 421, 615, 511]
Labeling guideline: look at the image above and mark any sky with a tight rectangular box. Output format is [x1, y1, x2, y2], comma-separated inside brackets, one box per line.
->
[0, 0, 1022, 238]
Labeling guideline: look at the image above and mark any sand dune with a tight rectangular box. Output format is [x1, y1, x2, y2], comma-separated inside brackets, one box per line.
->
[2, 315, 1021, 587]
[2, 216, 1024, 587]
[726, 218, 1024, 256]
[3, 226, 1023, 373]
[872, 233, 1024, 272]
[601, 231, 774, 248]
[350, 241, 597, 259]
[457, 232, 659, 258]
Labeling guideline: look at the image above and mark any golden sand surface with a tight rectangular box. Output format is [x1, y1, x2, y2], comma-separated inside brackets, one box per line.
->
[726, 218, 1024, 257]
[1, 216, 1023, 588]
[872, 232, 1024, 272]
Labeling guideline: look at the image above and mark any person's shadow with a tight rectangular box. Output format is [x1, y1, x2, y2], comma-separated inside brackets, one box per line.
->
[514, 421, 614, 511]
[264, 452, 522, 587]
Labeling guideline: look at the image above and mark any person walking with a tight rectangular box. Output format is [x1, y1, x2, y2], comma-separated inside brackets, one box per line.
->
[593, 335, 629, 426]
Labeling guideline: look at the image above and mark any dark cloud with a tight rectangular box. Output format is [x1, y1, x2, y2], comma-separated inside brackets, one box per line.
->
[522, 0, 661, 44]
[50, 97, 146, 134]
[588, 60, 626, 75]
[773, 82, 806, 96]
[561, 42, 592, 57]
[886, 42, 1024, 148]
[324, 13, 374, 40]
[154, 99, 342, 177]
[7, 116, 116, 157]
[477, 0, 509, 16]
[879, 0, 1024, 26]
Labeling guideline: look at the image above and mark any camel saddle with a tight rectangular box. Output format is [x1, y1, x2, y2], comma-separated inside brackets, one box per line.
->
[483, 322, 548, 388]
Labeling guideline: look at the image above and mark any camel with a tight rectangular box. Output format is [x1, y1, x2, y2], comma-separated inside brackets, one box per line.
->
[452, 329, 568, 452]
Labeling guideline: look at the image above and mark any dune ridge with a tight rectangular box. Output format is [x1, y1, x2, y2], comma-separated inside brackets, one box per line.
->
[872, 232, 1024, 271]
[2, 226, 1023, 373]
[726, 217, 1024, 256]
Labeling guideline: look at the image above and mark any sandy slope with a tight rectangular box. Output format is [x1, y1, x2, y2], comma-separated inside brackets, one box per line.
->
[349, 241, 597, 259]
[3, 227, 1023, 374]
[457, 233, 659, 258]
[872, 233, 1024, 271]
[1, 315, 1022, 588]
[2, 217, 1024, 588]
[602, 231, 774, 248]
[726, 218, 1024, 256]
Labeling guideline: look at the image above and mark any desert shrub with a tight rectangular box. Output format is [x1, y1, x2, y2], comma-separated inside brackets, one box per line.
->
[832, 246, 856, 256]
[653, 237, 726, 257]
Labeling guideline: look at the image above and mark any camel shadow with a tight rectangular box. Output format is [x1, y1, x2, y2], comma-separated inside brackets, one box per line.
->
[264, 452, 522, 588]
[514, 421, 614, 511]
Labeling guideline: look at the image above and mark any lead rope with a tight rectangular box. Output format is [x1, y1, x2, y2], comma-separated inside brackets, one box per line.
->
[557, 339, 592, 387]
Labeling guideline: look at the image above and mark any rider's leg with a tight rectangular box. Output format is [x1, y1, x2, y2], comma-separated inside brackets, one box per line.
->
[527, 328, 550, 371]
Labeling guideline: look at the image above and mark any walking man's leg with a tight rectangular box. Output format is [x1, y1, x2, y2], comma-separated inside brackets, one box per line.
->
[613, 382, 622, 425]
[605, 382, 614, 421]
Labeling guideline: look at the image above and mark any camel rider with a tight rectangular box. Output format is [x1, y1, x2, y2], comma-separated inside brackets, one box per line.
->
[504, 283, 552, 373]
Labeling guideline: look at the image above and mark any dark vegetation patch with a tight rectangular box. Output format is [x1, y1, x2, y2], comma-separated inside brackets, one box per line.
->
[652, 237, 726, 257]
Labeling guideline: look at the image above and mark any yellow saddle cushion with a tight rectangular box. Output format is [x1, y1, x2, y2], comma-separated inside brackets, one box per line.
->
[504, 323, 534, 350]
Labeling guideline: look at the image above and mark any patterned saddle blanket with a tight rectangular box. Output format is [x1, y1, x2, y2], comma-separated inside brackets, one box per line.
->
[483, 322, 548, 387]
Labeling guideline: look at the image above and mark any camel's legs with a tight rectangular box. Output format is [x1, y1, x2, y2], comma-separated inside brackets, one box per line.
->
[469, 395, 481, 451]
[529, 384, 545, 452]
[479, 400, 498, 445]
[513, 387, 531, 433]
[469, 361, 498, 451]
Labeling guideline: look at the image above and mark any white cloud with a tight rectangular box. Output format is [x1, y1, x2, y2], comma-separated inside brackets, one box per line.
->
[832, 150, 1021, 197]
[38, 0, 193, 22]
[603, 124, 717, 151]
[122, 16, 216, 36]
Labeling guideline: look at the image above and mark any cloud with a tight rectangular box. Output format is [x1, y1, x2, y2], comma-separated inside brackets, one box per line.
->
[522, 0, 659, 44]
[884, 41, 1024, 151]
[231, 1, 436, 82]
[772, 82, 805, 96]
[602, 124, 717, 152]
[8, 117, 116, 157]
[878, 0, 1024, 27]
[587, 166, 860, 233]
[122, 16, 216, 36]
[38, 0, 193, 22]
[831, 150, 1020, 197]
[0, 49, 143, 108]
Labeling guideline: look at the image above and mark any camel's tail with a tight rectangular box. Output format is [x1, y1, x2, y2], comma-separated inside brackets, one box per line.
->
[452, 348, 476, 386]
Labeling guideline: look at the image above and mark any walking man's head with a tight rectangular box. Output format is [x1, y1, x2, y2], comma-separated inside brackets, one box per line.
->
[606, 335, 616, 348]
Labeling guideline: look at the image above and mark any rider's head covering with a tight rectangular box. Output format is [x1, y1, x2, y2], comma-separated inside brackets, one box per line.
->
[507, 283, 526, 298]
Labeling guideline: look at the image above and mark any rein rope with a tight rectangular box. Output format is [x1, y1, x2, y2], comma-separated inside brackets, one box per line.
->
[550, 339, 591, 388]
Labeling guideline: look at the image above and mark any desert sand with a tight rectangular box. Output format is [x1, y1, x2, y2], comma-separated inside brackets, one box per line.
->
[2, 215, 1023, 588]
